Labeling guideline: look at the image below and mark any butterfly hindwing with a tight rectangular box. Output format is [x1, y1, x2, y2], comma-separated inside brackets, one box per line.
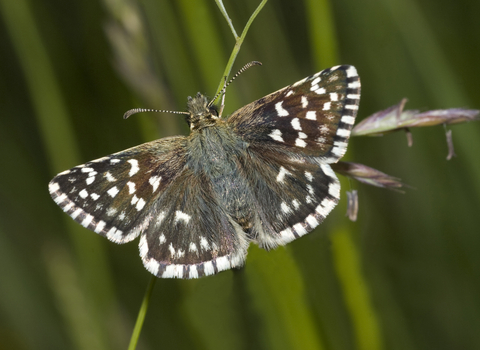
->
[236, 144, 340, 248]
[139, 168, 249, 279]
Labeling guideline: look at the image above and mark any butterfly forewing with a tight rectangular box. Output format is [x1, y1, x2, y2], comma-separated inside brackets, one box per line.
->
[228, 65, 360, 162]
[49, 137, 187, 243]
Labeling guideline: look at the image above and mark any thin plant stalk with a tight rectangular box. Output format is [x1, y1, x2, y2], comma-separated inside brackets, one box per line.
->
[128, 276, 157, 350]
[213, 0, 268, 99]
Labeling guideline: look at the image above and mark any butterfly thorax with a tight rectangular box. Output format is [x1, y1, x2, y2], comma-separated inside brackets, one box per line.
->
[186, 123, 255, 231]
[186, 92, 220, 131]
[186, 122, 245, 179]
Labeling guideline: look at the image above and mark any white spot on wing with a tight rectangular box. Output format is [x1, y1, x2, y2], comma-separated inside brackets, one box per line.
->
[305, 111, 316, 120]
[168, 243, 175, 257]
[317, 136, 327, 143]
[177, 250, 185, 260]
[189, 242, 198, 253]
[200, 236, 210, 250]
[346, 66, 358, 77]
[159, 234, 166, 244]
[275, 101, 289, 116]
[106, 227, 124, 242]
[311, 77, 321, 86]
[269, 129, 284, 142]
[341, 116, 355, 125]
[305, 171, 313, 182]
[128, 159, 139, 177]
[320, 164, 336, 178]
[291, 118, 302, 130]
[139, 235, 148, 257]
[145, 259, 160, 276]
[276, 166, 291, 183]
[105, 172, 116, 182]
[131, 195, 139, 205]
[162, 265, 183, 278]
[333, 141, 348, 156]
[127, 181, 136, 194]
[189, 266, 198, 279]
[81, 214, 93, 228]
[71, 208, 82, 220]
[106, 207, 117, 216]
[149, 176, 161, 192]
[316, 197, 337, 217]
[54, 193, 67, 205]
[295, 138, 307, 148]
[307, 184, 315, 195]
[295, 132, 308, 148]
[293, 223, 308, 236]
[136, 198, 146, 211]
[281, 202, 292, 214]
[279, 228, 295, 244]
[86, 176, 95, 185]
[301, 96, 308, 108]
[285, 90, 294, 97]
[323, 102, 331, 110]
[292, 199, 300, 210]
[216, 256, 231, 272]
[328, 182, 341, 198]
[315, 87, 326, 95]
[156, 212, 166, 226]
[348, 81, 361, 89]
[49, 182, 60, 193]
[306, 214, 319, 228]
[330, 92, 339, 101]
[111, 229, 128, 243]
[175, 211, 191, 224]
[79, 189, 89, 199]
[94, 220, 106, 233]
[62, 202, 74, 212]
[203, 261, 215, 276]
[337, 128, 350, 138]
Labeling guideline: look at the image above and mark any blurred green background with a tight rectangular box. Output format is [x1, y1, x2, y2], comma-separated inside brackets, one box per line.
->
[1, 0, 479, 349]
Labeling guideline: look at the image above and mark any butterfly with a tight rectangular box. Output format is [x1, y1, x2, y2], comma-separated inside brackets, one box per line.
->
[49, 64, 360, 279]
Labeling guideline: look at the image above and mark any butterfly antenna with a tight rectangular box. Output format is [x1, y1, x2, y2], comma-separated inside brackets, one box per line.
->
[123, 108, 190, 119]
[208, 61, 262, 108]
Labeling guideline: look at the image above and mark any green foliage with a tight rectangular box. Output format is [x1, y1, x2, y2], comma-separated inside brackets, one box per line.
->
[0, 0, 479, 349]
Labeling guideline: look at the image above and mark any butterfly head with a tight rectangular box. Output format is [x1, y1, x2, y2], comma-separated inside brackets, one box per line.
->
[186, 92, 219, 131]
